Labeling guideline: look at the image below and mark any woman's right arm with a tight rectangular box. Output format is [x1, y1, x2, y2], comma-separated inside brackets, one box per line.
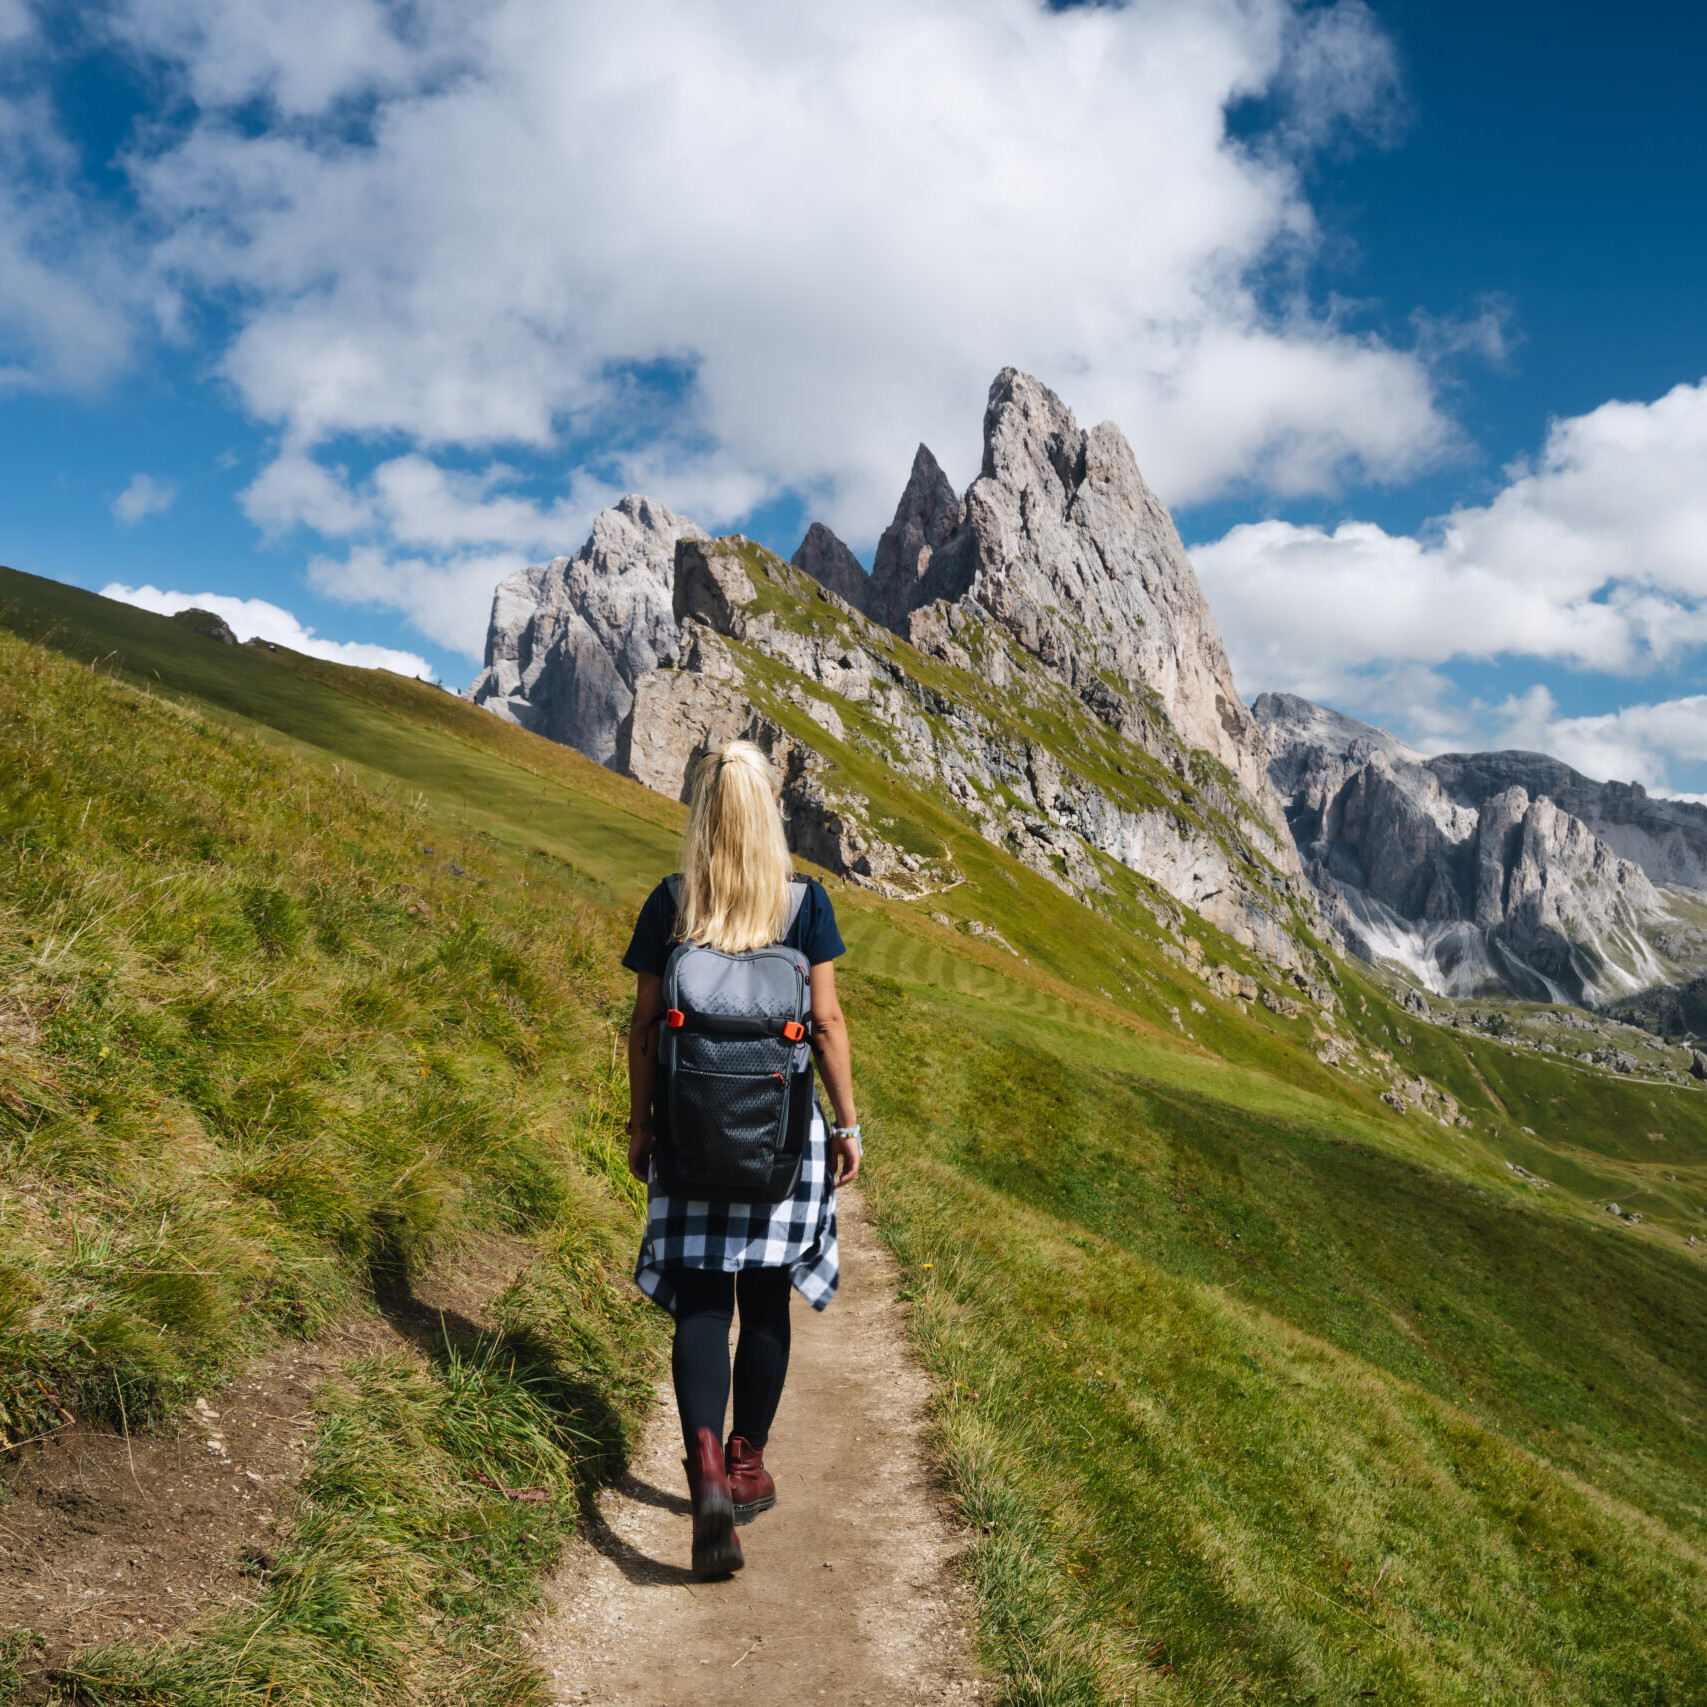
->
[626, 970, 665, 1181]
[808, 960, 860, 1185]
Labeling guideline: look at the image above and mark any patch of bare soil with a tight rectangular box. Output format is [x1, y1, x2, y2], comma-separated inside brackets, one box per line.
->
[0, 1234, 531, 1697]
[528, 1191, 984, 1706]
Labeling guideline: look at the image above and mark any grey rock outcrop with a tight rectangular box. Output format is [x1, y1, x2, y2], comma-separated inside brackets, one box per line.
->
[1254, 691, 1681, 1004]
[674, 536, 756, 634]
[172, 608, 239, 645]
[867, 445, 964, 632]
[1609, 974, 1707, 1041]
[860, 371, 1289, 843]
[470, 494, 704, 765]
[614, 541, 926, 893]
[791, 523, 871, 613]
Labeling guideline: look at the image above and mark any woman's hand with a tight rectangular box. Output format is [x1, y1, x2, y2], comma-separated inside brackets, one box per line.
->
[828, 1128, 861, 1187]
[626, 1119, 654, 1183]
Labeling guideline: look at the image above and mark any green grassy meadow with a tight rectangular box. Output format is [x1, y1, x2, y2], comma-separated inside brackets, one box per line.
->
[3, 565, 1707, 1703]
[0, 599, 663, 1703]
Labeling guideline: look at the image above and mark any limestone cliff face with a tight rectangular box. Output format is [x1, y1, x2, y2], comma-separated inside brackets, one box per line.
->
[864, 371, 1288, 844]
[469, 495, 704, 765]
[1254, 691, 1682, 1004]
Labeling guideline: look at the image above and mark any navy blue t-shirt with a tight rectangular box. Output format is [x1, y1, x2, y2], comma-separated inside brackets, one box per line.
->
[621, 875, 846, 977]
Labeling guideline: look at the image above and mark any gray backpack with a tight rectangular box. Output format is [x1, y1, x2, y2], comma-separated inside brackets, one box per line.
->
[653, 874, 814, 1203]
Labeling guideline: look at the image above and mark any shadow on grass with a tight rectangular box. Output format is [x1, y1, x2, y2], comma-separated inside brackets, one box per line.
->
[373, 1284, 491, 1359]
[370, 1251, 635, 1497]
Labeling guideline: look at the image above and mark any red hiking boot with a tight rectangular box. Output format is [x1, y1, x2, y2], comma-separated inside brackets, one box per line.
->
[683, 1427, 743, 1579]
[725, 1435, 777, 1526]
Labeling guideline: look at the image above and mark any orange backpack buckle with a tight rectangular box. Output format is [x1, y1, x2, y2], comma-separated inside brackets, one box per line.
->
[664, 1009, 685, 1029]
[781, 1020, 806, 1042]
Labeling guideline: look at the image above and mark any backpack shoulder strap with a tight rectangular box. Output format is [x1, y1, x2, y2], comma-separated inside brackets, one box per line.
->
[783, 877, 809, 937]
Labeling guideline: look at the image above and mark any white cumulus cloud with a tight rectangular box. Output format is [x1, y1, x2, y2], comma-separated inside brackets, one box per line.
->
[1195, 378, 1707, 702]
[62, 0, 1459, 652]
[112, 473, 177, 524]
[98, 582, 435, 677]
[0, 92, 133, 394]
[303, 546, 539, 659]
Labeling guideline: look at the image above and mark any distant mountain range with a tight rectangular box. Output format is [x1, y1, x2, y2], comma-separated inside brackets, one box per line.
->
[1252, 692, 1707, 1007]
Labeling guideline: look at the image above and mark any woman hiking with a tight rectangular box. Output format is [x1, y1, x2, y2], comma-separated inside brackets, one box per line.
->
[623, 739, 862, 1579]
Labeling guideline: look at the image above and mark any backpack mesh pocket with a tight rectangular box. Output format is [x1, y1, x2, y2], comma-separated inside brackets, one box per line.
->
[670, 1066, 791, 1192]
[672, 1032, 788, 1078]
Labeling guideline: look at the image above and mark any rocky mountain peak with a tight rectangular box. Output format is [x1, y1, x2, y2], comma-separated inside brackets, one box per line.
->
[791, 522, 871, 612]
[979, 364, 1085, 496]
[884, 369, 1286, 837]
[470, 493, 703, 765]
[1250, 691, 1422, 787]
[867, 444, 963, 632]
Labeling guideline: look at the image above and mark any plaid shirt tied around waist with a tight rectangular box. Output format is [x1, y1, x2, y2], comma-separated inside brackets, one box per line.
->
[634, 1105, 839, 1315]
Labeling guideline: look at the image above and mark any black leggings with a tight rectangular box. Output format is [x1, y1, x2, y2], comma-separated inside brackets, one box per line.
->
[670, 1266, 792, 1451]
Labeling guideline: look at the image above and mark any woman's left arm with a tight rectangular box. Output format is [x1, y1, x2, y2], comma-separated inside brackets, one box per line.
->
[625, 970, 665, 1181]
[809, 961, 860, 1185]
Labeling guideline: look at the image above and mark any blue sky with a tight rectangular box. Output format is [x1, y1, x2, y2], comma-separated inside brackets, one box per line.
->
[2, 0, 1704, 790]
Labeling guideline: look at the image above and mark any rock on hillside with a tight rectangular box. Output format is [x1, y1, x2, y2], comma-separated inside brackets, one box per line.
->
[862, 371, 1288, 842]
[791, 523, 872, 612]
[1253, 691, 1695, 1005]
[171, 608, 239, 645]
[470, 495, 704, 765]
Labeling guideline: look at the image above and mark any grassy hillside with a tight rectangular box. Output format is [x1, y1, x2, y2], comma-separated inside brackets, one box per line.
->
[860, 987, 1707, 1701]
[3, 566, 1706, 1703]
[0, 612, 666, 1703]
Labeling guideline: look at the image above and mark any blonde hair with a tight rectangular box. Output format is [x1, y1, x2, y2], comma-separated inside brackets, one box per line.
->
[676, 740, 793, 953]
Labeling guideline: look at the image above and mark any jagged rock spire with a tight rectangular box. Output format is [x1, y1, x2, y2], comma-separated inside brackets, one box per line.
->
[791, 522, 872, 613]
[870, 369, 1284, 832]
[867, 444, 964, 633]
[470, 494, 703, 766]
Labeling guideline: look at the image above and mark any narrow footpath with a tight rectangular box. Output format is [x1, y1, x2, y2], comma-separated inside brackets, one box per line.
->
[530, 1191, 985, 1706]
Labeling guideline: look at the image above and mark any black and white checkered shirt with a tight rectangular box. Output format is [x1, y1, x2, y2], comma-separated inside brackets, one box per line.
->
[634, 1106, 839, 1315]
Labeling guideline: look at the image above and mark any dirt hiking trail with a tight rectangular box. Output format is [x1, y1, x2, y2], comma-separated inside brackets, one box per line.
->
[531, 1190, 985, 1705]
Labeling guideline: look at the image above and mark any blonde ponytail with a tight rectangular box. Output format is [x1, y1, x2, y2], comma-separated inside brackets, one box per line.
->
[676, 740, 793, 953]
